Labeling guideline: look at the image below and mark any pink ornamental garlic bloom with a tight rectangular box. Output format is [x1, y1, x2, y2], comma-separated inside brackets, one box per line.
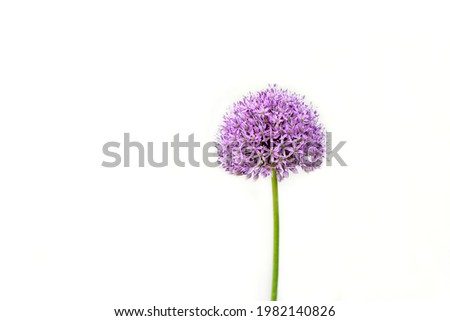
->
[217, 85, 325, 181]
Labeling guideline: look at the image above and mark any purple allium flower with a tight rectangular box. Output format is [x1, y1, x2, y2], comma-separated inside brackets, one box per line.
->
[217, 85, 325, 180]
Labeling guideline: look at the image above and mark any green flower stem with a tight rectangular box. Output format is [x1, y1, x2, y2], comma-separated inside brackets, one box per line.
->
[271, 170, 279, 301]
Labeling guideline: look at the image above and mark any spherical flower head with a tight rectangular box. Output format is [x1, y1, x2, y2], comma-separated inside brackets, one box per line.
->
[217, 85, 325, 181]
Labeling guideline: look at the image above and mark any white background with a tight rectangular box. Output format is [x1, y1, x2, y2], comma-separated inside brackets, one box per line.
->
[1, 1, 450, 320]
